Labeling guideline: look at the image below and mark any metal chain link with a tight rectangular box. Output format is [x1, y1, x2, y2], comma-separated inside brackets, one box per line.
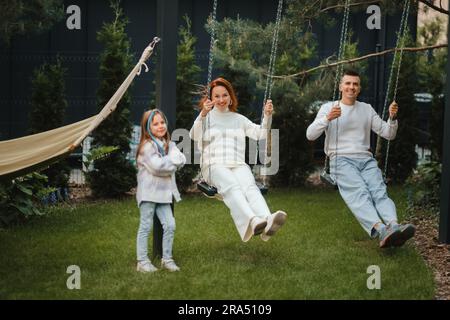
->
[332, 0, 351, 103]
[206, 0, 218, 99]
[263, 0, 284, 108]
[260, 0, 283, 186]
[380, 0, 410, 121]
[324, 0, 351, 178]
[382, 0, 411, 179]
[200, 0, 219, 183]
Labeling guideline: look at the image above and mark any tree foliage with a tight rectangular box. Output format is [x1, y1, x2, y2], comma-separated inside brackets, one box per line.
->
[175, 16, 202, 192]
[29, 58, 71, 189]
[0, 0, 64, 44]
[416, 18, 447, 161]
[86, 1, 136, 198]
[208, 2, 371, 186]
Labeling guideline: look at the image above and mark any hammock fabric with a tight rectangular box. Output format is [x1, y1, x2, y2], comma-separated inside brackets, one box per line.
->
[0, 38, 159, 179]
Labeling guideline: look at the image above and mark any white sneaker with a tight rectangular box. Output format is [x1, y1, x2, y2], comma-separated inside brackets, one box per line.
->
[136, 260, 158, 273]
[250, 216, 267, 236]
[261, 211, 287, 241]
[161, 258, 180, 272]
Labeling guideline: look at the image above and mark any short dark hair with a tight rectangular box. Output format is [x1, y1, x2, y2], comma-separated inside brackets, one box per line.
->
[342, 69, 360, 78]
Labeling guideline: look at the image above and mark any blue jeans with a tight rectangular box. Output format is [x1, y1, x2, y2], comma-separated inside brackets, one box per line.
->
[331, 156, 398, 237]
[137, 202, 175, 261]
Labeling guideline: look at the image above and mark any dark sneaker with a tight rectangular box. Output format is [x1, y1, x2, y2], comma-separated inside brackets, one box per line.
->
[391, 224, 416, 247]
[379, 225, 402, 248]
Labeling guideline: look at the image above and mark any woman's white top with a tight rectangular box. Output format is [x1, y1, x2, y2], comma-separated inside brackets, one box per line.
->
[189, 107, 271, 168]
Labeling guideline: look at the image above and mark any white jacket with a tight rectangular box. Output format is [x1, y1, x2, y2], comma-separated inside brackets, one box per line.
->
[136, 140, 186, 206]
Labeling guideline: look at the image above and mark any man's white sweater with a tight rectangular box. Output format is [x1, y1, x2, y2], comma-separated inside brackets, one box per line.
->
[189, 107, 271, 167]
[306, 101, 398, 158]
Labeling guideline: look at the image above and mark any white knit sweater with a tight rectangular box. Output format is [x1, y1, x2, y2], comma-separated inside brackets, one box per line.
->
[136, 140, 186, 206]
[189, 107, 271, 168]
[306, 100, 398, 158]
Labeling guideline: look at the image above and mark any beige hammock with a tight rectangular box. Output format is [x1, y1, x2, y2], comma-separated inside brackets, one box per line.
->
[0, 37, 160, 179]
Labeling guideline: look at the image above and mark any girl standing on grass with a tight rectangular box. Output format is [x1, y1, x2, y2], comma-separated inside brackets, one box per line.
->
[135, 108, 186, 273]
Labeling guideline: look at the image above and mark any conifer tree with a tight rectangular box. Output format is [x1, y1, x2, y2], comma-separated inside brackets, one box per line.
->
[86, 1, 136, 197]
[29, 58, 70, 191]
[175, 16, 202, 192]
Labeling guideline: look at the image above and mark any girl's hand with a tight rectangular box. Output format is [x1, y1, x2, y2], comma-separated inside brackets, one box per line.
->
[201, 99, 215, 117]
[264, 99, 274, 117]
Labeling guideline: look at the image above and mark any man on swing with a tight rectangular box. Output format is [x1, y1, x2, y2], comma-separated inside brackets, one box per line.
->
[306, 69, 416, 248]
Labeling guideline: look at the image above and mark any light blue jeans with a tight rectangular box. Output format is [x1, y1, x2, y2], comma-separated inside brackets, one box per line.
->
[137, 202, 175, 261]
[331, 156, 398, 238]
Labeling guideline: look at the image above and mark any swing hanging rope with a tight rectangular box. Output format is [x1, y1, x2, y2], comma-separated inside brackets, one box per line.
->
[197, 0, 220, 198]
[376, 0, 411, 180]
[259, 0, 284, 189]
[321, 0, 351, 186]
[204, 0, 218, 189]
[198, 0, 284, 197]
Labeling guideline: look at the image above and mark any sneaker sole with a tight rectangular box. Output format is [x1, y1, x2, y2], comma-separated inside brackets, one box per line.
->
[253, 221, 268, 236]
[392, 225, 416, 247]
[260, 233, 271, 242]
[379, 229, 402, 248]
[265, 211, 287, 236]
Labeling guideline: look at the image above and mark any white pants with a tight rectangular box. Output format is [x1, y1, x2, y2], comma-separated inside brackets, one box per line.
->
[204, 164, 271, 242]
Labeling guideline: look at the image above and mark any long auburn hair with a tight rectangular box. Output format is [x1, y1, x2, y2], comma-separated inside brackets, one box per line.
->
[136, 108, 171, 160]
[198, 77, 238, 112]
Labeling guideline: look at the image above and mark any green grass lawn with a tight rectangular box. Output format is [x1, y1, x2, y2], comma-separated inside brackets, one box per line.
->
[0, 187, 435, 299]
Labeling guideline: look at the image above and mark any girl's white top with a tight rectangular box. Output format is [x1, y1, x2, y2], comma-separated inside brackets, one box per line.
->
[189, 107, 271, 168]
[136, 140, 186, 206]
[306, 101, 398, 158]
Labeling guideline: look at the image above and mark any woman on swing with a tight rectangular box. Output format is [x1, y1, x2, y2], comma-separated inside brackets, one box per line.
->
[189, 77, 287, 242]
[306, 69, 415, 248]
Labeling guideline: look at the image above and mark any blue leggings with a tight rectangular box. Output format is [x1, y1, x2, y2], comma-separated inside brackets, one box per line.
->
[137, 202, 175, 261]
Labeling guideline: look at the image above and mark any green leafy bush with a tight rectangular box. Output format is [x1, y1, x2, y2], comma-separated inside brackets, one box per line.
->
[405, 161, 441, 215]
[0, 173, 55, 227]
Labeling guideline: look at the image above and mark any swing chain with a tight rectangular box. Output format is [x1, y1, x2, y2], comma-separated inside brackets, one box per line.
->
[259, 0, 283, 188]
[380, 0, 411, 180]
[198, 0, 219, 190]
[322, 0, 351, 184]
[263, 0, 284, 107]
[206, 0, 219, 99]
[331, 0, 351, 104]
